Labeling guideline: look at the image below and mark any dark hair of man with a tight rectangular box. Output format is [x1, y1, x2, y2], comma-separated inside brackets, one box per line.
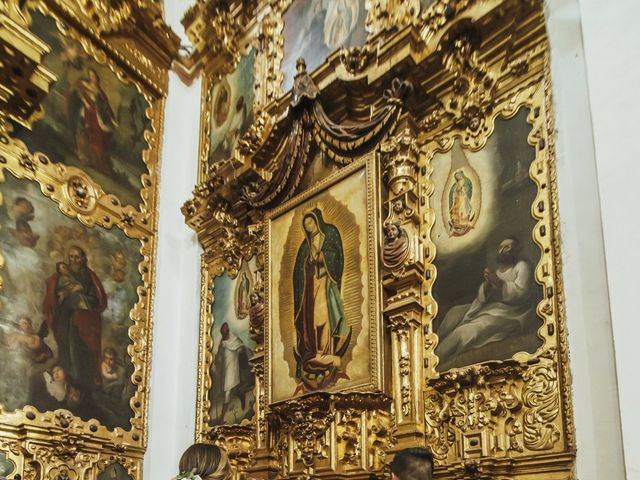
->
[390, 448, 434, 480]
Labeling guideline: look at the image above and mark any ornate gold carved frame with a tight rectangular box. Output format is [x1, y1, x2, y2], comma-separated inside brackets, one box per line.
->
[184, 0, 574, 478]
[0, 0, 178, 478]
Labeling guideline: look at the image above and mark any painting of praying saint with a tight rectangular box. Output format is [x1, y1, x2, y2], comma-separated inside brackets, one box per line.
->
[281, 0, 368, 93]
[269, 166, 375, 403]
[208, 50, 255, 166]
[209, 258, 257, 426]
[0, 173, 143, 429]
[97, 463, 132, 480]
[11, 12, 152, 208]
[431, 110, 543, 372]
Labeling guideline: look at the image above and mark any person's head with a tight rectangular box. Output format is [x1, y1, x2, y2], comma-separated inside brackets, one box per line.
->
[178, 443, 231, 480]
[51, 365, 66, 383]
[220, 323, 230, 340]
[103, 347, 116, 367]
[65, 383, 83, 407]
[15, 219, 32, 233]
[56, 262, 70, 276]
[68, 246, 87, 272]
[303, 214, 319, 235]
[385, 223, 401, 242]
[455, 170, 464, 181]
[390, 448, 434, 480]
[18, 316, 34, 333]
[497, 237, 520, 267]
[250, 292, 261, 306]
[11, 197, 34, 221]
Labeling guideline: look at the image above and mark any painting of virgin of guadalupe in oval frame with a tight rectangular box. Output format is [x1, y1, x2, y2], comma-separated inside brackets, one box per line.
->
[265, 156, 382, 404]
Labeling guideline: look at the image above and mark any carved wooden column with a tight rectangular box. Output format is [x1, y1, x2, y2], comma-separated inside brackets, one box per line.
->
[380, 120, 427, 448]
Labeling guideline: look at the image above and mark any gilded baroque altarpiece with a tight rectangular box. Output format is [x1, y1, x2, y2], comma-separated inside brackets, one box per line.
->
[183, 0, 575, 479]
[0, 0, 178, 478]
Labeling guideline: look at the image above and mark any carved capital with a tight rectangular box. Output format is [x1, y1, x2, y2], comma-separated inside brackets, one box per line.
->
[182, 0, 244, 73]
[0, 11, 56, 128]
[382, 127, 420, 196]
[207, 425, 255, 476]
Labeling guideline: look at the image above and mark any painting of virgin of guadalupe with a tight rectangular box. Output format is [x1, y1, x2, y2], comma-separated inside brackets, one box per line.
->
[208, 51, 255, 166]
[234, 263, 253, 320]
[10, 12, 152, 208]
[293, 208, 352, 394]
[448, 170, 476, 236]
[269, 165, 378, 404]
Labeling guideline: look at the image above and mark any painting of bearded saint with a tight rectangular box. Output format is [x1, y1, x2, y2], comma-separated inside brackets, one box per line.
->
[435, 237, 537, 370]
[42, 246, 107, 389]
[293, 208, 352, 394]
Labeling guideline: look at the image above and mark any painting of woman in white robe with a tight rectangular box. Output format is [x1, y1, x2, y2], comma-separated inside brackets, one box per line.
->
[281, 0, 367, 93]
[432, 110, 543, 371]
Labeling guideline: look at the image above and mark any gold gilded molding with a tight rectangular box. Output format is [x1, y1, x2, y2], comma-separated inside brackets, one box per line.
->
[0, 0, 176, 478]
[185, 0, 574, 478]
[0, 8, 56, 128]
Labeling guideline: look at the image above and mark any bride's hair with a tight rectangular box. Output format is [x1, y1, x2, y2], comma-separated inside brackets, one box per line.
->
[178, 443, 231, 480]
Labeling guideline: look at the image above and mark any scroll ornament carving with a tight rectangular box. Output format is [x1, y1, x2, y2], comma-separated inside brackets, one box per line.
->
[182, 0, 241, 71]
[522, 362, 561, 450]
[339, 45, 372, 76]
[269, 393, 393, 476]
[441, 34, 495, 142]
[366, 0, 421, 36]
[425, 358, 562, 462]
[288, 411, 332, 469]
[336, 409, 361, 466]
[206, 425, 254, 475]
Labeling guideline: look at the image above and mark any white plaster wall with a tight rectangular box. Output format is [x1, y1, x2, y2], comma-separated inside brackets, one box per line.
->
[546, 0, 628, 479]
[577, 1, 640, 478]
[144, 71, 202, 480]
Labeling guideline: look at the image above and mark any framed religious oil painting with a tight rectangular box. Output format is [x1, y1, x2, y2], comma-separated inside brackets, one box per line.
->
[280, 0, 368, 93]
[8, 9, 159, 212]
[265, 155, 382, 404]
[200, 48, 256, 178]
[195, 256, 259, 437]
[430, 108, 546, 372]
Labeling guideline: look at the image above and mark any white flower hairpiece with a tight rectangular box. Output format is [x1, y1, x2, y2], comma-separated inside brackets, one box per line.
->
[173, 470, 203, 480]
